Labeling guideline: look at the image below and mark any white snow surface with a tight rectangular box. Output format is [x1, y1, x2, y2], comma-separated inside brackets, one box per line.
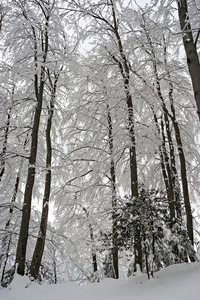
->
[1, 262, 200, 300]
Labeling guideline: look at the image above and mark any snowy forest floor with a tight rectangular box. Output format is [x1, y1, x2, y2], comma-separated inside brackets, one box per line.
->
[1, 262, 200, 300]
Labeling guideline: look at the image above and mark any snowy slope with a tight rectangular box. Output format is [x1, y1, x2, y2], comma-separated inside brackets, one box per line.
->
[1, 262, 200, 300]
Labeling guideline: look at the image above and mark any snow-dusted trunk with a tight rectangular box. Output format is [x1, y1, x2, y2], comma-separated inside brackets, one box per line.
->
[163, 39, 194, 248]
[30, 71, 57, 279]
[142, 20, 177, 222]
[15, 16, 49, 276]
[82, 207, 98, 276]
[172, 119, 194, 248]
[110, 1, 141, 271]
[160, 118, 176, 221]
[163, 39, 182, 220]
[89, 222, 98, 274]
[0, 4, 6, 32]
[168, 88, 194, 248]
[177, 0, 200, 120]
[153, 111, 176, 221]
[0, 107, 11, 183]
[1, 133, 29, 284]
[106, 100, 119, 279]
[161, 112, 181, 219]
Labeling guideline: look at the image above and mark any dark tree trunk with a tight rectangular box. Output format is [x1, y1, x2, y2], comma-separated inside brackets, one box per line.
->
[163, 39, 182, 220]
[141, 18, 178, 222]
[177, 0, 200, 120]
[89, 226, 98, 275]
[109, 1, 141, 271]
[106, 100, 119, 279]
[29, 70, 57, 279]
[89, 222, 98, 274]
[0, 107, 11, 183]
[160, 118, 176, 221]
[15, 16, 49, 276]
[1, 159, 24, 282]
[162, 110, 181, 219]
[163, 39, 195, 248]
[29, 113, 52, 278]
[82, 207, 98, 277]
[15, 88, 44, 275]
[0, 127, 30, 284]
[153, 112, 173, 206]
[168, 99, 194, 247]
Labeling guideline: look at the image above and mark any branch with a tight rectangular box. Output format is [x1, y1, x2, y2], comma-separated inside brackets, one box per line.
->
[194, 29, 200, 47]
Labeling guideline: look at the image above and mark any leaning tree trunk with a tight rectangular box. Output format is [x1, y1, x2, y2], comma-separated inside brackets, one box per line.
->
[15, 17, 49, 276]
[177, 0, 200, 120]
[29, 70, 57, 279]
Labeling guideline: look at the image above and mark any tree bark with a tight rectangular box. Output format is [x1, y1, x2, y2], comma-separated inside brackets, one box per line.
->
[168, 93, 194, 247]
[177, 0, 200, 120]
[0, 107, 11, 183]
[30, 70, 57, 279]
[142, 19, 177, 222]
[15, 14, 49, 275]
[1, 149, 28, 283]
[108, 1, 142, 271]
[163, 38, 194, 247]
[82, 207, 98, 277]
[106, 99, 119, 279]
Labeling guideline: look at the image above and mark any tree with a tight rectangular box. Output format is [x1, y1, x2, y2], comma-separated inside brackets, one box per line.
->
[30, 70, 60, 279]
[15, 0, 51, 276]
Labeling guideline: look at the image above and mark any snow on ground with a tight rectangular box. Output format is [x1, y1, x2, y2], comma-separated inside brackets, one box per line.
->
[1, 262, 200, 300]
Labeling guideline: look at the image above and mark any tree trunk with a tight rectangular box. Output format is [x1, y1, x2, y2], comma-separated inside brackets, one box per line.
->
[168, 101, 194, 247]
[1, 158, 25, 283]
[141, 18, 178, 222]
[89, 222, 98, 274]
[153, 112, 174, 217]
[177, 0, 200, 120]
[163, 38, 182, 220]
[109, 1, 141, 271]
[0, 126, 30, 284]
[163, 39, 195, 248]
[106, 99, 119, 279]
[29, 70, 56, 279]
[15, 16, 49, 276]
[82, 207, 98, 277]
[15, 89, 43, 275]
[0, 107, 11, 183]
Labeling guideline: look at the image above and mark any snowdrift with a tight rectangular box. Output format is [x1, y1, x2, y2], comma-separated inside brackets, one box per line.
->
[1, 262, 200, 300]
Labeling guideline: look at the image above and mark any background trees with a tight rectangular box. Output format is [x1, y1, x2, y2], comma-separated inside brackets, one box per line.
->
[0, 0, 199, 285]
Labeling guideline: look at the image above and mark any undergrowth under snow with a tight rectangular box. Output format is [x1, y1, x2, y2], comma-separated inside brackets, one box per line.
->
[1, 262, 200, 300]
